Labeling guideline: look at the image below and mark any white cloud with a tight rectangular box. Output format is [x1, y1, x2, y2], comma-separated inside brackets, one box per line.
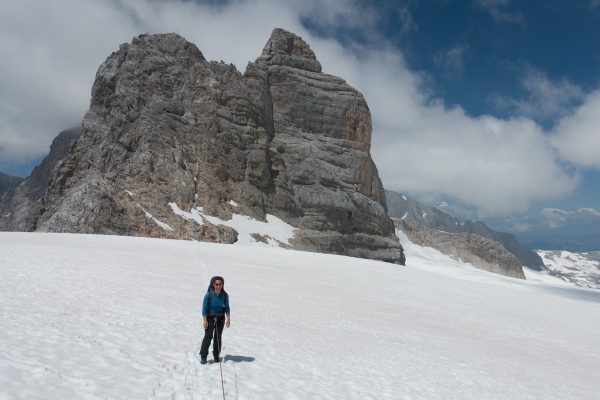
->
[371, 102, 578, 214]
[0, 0, 591, 215]
[0, 0, 143, 162]
[539, 207, 600, 229]
[551, 90, 600, 169]
[494, 67, 585, 121]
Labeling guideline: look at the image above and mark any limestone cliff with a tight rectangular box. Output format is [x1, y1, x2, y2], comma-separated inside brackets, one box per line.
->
[0, 173, 23, 201]
[31, 30, 403, 263]
[0, 128, 79, 231]
[396, 219, 526, 279]
[386, 190, 543, 269]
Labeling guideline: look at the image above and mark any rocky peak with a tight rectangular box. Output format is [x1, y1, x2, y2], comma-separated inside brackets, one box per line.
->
[6, 30, 403, 264]
[28, 128, 80, 200]
[0, 127, 80, 231]
[258, 28, 322, 72]
[126, 33, 205, 64]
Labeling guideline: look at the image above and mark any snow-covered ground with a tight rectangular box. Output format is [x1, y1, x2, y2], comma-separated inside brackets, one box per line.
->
[537, 250, 600, 289]
[168, 203, 296, 246]
[1, 232, 599, 399]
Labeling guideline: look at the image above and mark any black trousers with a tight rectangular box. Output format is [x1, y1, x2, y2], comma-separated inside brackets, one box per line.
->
[200, 315, 225, 357]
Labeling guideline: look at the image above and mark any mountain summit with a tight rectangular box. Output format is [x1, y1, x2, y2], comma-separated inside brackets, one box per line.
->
[2, 29, 404, 264]
[259, 28, 322, 72]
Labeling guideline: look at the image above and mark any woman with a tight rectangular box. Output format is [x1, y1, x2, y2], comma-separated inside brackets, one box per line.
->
[200, 276, 231, 364]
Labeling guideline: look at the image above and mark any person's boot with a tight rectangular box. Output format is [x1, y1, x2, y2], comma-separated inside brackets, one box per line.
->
[213, 354, 220, 363]
[200, 355, 207, 365]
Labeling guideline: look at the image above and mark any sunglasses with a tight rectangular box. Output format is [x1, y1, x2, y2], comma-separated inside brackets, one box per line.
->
[214, 282, 223, 286]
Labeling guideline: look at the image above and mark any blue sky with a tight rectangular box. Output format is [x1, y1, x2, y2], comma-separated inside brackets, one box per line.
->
[399, 1, 600, 110]
[367, 0, 600, 214]
[1, 0, 599, 222]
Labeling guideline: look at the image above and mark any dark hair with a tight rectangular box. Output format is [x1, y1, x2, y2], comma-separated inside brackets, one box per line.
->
[207, 276, 225, 292]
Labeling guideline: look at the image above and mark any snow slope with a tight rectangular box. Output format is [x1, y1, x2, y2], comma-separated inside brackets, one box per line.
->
[1, 232, 599, 399]
[537, 250, 600, 289]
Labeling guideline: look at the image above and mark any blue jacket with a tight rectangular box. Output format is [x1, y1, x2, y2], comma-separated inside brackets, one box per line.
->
[202, 290, 230, 317]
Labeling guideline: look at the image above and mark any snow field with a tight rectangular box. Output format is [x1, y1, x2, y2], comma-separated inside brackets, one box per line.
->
[1, 232, 599, 399]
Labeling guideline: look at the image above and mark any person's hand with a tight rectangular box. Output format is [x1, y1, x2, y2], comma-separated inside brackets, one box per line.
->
[203, 319, 208, 330]
[226, 318, 231, 328]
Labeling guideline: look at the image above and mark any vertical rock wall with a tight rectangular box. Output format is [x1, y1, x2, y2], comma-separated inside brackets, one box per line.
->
[24, 29, 403, 263]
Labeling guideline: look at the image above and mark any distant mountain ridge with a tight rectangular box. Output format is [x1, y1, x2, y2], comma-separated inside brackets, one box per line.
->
[538, 250, 600, 289]
[395, 218, 526, 278]
[386, 190, 545, 270]
[0, 128, 80, 231]
[525, 236, 600, 252]
[0, 172, 23, 198]
[481, 207, 600, 252]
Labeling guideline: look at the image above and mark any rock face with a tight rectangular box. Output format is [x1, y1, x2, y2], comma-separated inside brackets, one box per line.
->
[27, 30, 403, 263]
[386, 190, 544, 270]
[0, 128, 80, 231]
[396, 219, 526, 279]
[0, 173, 23, 198]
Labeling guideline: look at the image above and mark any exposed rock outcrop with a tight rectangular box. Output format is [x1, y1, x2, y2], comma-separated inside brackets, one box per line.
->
[0, 172, 23, 199]
[19, 30, 403, 263]
[386, 190, 544, 270]
[0, 128, 80, 231]
[396, 219, 526, 279]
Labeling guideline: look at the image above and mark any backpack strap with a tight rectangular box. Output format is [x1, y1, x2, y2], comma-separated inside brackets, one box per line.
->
[206, 290, 228, 316]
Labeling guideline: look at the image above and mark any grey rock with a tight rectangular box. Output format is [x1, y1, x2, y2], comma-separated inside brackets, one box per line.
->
[386, 190, 544, 270]
[32, 30, 403, 263]
[396, 219, 526, 279]
[0, 172, 23, 199]
[0, 128, 80, 231]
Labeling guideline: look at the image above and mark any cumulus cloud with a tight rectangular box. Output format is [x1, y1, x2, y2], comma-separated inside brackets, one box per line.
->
[0, 0, 592, 215]
[538, 207, 600, 229]
[370, 101, 578, 214]
[493, 67, 585, 121]
[0, 0, 144, 162]
[551, 90, 600, 169]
